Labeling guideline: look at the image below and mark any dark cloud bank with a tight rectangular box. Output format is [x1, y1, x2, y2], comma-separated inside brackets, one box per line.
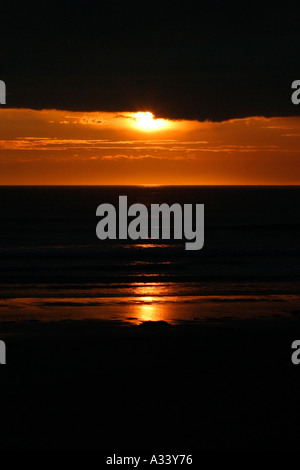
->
[1, 2, 299, 121]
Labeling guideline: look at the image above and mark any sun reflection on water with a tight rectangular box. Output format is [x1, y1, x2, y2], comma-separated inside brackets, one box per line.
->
[137, 298, 160, 323]
[131, 285, 178, 324]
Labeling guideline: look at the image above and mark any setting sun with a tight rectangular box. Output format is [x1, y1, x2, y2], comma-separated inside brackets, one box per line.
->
[133, 112, 169, 131]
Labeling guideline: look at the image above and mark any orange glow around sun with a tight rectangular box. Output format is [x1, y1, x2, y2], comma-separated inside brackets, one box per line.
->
[0, 108, 299, 184]
[132, 112, 169, 131]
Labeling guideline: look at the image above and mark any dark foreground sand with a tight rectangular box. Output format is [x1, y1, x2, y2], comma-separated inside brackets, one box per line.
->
[1, 315, 300, 450]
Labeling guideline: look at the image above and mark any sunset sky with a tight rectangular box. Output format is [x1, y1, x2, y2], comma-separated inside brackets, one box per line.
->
[0, 109, 299, 184]
[0, 3, 299, 185]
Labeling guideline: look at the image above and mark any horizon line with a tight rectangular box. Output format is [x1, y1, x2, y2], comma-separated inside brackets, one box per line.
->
[0, 184, 299, 187]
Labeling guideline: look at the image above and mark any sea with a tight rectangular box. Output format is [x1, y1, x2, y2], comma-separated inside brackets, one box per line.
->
[0, 185, 299, 325]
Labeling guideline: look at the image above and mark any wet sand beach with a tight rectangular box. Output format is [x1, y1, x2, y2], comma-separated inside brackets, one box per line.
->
[1, 314, 300, 449]
[0, 186, 299, 449]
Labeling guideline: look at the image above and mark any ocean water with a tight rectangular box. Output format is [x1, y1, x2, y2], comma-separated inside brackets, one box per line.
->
[0, 185, 299, 324]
